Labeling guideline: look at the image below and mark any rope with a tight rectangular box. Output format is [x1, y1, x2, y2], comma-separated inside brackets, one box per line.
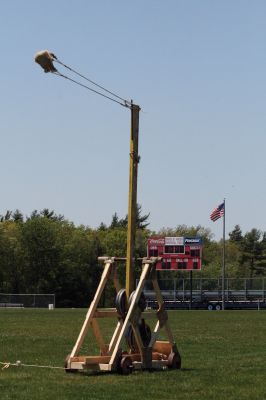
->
[0, 360, 65, 371]
[52, 58, 132, 109]
[53, 71, 130, 109]
[54, 58, 130, 106]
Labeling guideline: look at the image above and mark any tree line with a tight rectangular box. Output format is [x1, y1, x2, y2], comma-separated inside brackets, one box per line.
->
[0, 208, 265, 306]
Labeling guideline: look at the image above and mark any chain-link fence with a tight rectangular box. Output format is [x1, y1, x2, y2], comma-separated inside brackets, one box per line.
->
[0, 293, 55, 308]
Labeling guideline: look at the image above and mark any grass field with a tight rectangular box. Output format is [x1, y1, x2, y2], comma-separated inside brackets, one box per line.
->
[0, 309, 265, 400]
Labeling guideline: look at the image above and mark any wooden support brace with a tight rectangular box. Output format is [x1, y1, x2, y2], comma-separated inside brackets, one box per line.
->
[151, 267, 176, 347]
[109, 262, 151, 369]
[69, 260, 113, 359]
[91, 318, 108, 355]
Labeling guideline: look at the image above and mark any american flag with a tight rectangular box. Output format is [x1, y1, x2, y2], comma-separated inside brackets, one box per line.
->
[210, 202, 224, 222]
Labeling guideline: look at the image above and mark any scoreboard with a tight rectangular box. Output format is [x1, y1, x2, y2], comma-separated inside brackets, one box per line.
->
[147, 236, 202, 271]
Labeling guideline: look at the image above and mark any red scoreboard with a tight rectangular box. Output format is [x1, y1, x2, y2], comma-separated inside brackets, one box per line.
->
[147, 237, 202, 271]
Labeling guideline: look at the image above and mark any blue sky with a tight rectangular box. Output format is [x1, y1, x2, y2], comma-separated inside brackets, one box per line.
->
[1, 0, 265, 239]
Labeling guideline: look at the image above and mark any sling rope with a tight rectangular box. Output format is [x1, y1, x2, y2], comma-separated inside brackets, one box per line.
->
[52, 58, 131, 109]
[53, 71, 130, 108]
[54, 58, 130, 106]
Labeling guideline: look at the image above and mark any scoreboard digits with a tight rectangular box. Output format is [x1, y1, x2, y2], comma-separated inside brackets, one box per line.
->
[147, 237, 202, 270]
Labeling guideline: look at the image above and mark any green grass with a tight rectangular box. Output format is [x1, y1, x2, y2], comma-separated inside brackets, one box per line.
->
[0, 309, 265, 400]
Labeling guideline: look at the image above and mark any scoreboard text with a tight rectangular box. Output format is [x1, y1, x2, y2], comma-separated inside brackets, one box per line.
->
[147, 236, 202, 271]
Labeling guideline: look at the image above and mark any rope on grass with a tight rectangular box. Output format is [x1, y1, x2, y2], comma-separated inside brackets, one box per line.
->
[0, 360, 65, 371]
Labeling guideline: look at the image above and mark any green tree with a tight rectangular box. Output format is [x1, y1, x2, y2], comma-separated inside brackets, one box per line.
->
[28, 208, 64, 221]
[241, 229, 265, 282]
[109, 204, 150, 230]
[58, 225, 102, 307]
[120, 204, 150, 229]
[12, 209, 24, 223]
[258, 232, 266, 274]
[224, 240, 242, 278]
[0, 221, 26, 292]
[98, 222, 107, 231]
[0, 210, 12, 222]
[109, 212, 121, 229]
[229, 225, 243, 245]
[22, 217, 62, 293]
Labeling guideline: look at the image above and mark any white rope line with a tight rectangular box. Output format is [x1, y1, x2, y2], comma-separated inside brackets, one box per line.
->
[0, 360, 65, 371]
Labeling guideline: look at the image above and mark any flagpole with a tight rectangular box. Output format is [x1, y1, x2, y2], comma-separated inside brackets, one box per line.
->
[222, 198, 225, 310]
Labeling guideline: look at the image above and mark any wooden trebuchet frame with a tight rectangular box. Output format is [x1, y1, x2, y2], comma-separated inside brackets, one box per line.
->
[65, 256, 181, 374]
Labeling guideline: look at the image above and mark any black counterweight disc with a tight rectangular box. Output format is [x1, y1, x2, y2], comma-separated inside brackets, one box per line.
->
[115, 289, 127, 319]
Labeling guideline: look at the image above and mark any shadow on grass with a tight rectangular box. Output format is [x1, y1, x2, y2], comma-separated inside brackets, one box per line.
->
[68, 366, 196, 378]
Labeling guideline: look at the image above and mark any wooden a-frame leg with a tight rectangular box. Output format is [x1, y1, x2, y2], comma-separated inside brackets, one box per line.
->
[152, 273, 175, 346]
[109, 262, 152, 370]
[108, 320, 123, 355]
[69, 261, 113, 359]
